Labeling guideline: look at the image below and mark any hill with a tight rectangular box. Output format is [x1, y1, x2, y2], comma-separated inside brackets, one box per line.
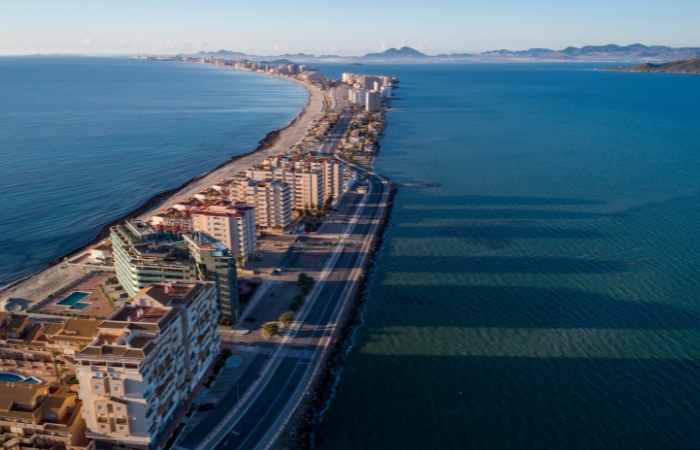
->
[362, 46, 428, 59]
[603, 57, 700, 74]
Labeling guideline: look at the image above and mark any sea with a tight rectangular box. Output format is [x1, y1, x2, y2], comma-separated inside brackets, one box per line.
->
[0, 56, 307, 287]
[3, 58, 700, 449]
[312, 63, 700, 449]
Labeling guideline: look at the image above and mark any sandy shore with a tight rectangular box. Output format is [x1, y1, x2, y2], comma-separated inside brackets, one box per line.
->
[0, 69, 326, 308]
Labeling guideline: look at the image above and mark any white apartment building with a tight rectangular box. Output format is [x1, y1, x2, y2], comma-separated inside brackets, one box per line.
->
[75, 281, 220, 450]
[246, 180, 292, 229]
[191, 202, 257, 261]
[349, 88, 369, 106]
[293, 170, 324, 210]
[331, 85, 350, 104]
[315, 157, 345, 201]
[366, 90, 383, 112]
[299, 71, 325, 82]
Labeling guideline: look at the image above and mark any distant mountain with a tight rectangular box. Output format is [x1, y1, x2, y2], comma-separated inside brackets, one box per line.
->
[172, 44, 700, 64]
[558, 44, 700, 60]
[362, 46, 428, 59]
[479, 44, 700, 61]
[181, 49, 248, 58]
[603, 56, 700, 74]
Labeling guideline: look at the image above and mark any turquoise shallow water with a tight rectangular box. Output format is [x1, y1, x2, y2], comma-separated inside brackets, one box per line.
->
[0, 57, 306, 287]
[315, 64, 700, 449]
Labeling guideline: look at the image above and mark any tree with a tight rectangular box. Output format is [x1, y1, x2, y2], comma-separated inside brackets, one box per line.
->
[56, 367, 65, 386]
[77, 344, 86, 353]
[262, 322, 279, 337]
[298, 273, 309, 285]
[301, 283, 313, 296]
[49, 349, 61, 376]
[235, 253, 244, 268]
[279, 312, 294, 327]
[290, 299, 302, 312]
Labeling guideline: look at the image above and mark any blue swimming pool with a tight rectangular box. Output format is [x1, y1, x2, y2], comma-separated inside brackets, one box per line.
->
[0, 372, 40, 383]
[56, 291, 90, 306]
[69, 302, 90, 311]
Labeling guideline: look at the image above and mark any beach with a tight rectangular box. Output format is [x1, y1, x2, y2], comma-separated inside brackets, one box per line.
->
[0, 68, 325, 309]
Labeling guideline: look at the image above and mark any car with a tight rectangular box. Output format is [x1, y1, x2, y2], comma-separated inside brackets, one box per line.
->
[333, 208, 339, 211]
[198, 403, 215, 412]
[254, 254, 264, 261]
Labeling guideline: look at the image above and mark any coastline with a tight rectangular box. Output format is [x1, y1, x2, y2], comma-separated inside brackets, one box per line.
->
[0, 63, 325, 301]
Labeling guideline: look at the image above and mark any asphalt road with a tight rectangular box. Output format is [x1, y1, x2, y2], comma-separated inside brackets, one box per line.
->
[194, 173, 387, 450]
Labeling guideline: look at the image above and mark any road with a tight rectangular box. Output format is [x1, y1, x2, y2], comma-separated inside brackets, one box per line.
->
[174, 169, 388, 450]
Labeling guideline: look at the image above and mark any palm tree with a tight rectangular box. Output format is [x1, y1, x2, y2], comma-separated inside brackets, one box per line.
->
[56, 367, 65, 386]
[49, 349, 60, 376]
[235, 253, 244, 268]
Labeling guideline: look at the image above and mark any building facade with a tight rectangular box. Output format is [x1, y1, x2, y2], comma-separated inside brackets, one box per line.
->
[0, 384, 91, 450]
[366, 90, 382, 112]
[75, 281, 219, 450]
[111, 221, 239, 319]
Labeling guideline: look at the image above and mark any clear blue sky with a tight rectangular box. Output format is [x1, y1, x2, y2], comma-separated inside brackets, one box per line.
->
[2, 0, 699, 56]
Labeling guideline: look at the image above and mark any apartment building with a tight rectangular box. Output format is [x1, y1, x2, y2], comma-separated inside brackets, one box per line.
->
[182, 232, 239, 319]
[246, 180, 292, 229]
[0, 384, 91, 450]
[317, 157, 346, 201]
[111, 221, 239, 319]
[75, 281, 219, 450]
[111, 222, 199, 298]
[293, 170, 324, 210]
[299, 71, 325, 82]
[348, 88, 369, 106]
[366, 90, 383, 112]
[190, 202, 257, 262]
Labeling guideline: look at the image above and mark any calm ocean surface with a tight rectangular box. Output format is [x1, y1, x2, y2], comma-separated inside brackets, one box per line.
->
[313, 63, 700, 449]
[4, 58, 700, 449]
[0, 56, 306, 287]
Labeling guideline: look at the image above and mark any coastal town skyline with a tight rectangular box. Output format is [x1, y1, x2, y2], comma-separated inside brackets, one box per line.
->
[2, 0, 700, 56]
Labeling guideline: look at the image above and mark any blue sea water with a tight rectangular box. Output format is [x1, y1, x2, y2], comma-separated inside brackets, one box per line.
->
[0, 56, 306, 287]
[313, 64, 700, 449]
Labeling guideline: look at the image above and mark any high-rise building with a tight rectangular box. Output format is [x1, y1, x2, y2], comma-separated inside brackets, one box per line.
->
[76, 280, 220, 450]
[293, 170, 324, 210]
[111, 221, 239, 319]
[366, 90, 382, 112]
[183, 232, 239, 319]
[190, 202, 257, 262]
[246, 180, 292, 229]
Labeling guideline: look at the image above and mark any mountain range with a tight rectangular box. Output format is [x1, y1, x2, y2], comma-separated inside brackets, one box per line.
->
[182, 44, 700, 63]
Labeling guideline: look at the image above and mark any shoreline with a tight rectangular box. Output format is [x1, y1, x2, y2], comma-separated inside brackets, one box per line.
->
[0, 62, 324, 299]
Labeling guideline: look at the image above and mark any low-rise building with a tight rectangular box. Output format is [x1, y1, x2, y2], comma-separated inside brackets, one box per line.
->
[0, 383, 91, 450]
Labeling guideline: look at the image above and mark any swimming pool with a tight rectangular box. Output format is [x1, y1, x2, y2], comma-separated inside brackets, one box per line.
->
[56, 291, 90, 306]
[69, 303, 90, 311]
[0, 372, 40, 383]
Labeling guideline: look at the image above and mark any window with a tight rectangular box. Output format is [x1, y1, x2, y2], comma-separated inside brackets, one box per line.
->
[117, 406, 122, 411]
[114, 386, 120, 392]
[120, 426, 125, 431]
[97, 405, 103, 410]
[94, 385, 100, 390]
[101, 424, 106, 429]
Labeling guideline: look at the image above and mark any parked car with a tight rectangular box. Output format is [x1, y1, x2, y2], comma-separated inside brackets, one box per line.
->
[198, 403, 215, 412]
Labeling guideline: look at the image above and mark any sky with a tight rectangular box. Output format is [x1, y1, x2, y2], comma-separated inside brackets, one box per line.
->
[2, 0, 700, 56]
